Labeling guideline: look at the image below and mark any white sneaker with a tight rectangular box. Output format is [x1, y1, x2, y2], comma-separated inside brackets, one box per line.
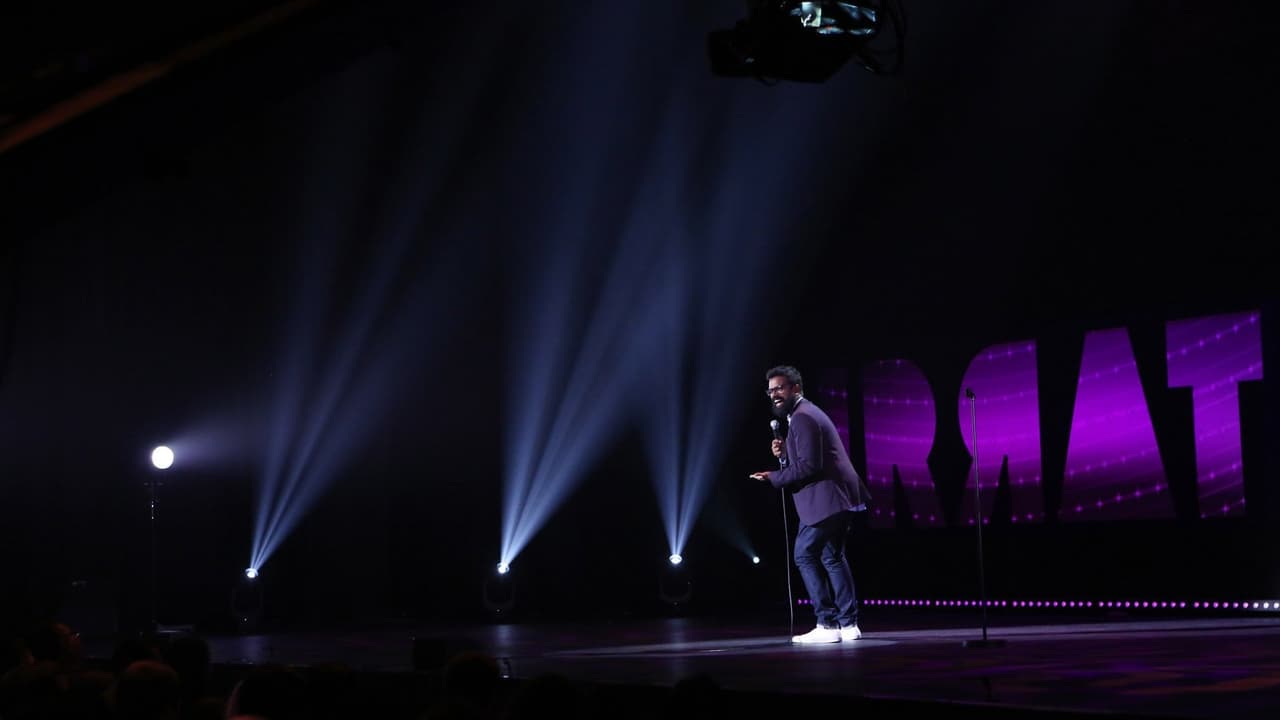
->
[791, 626, 841, 644]
[840, 625, 862, 641]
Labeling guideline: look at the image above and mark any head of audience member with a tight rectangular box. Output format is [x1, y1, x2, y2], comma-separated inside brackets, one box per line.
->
[225, 664, 308, 720]
[24, 621, 81, 670]
[163, 633, 211, 701]
[112, 634, 165, 674]
[112, 659, 181, 720]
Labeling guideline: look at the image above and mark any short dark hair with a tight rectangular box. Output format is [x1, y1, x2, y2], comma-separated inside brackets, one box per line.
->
[766, 365, 803, 390]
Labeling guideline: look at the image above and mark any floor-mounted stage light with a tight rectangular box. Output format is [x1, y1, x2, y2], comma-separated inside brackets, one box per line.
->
[231, 569, 264, 634]
[484, 563, 516, 615]
[659, 555, 692, 607]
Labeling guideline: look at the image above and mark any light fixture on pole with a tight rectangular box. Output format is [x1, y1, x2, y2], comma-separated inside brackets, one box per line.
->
[147, 445, 173, 632]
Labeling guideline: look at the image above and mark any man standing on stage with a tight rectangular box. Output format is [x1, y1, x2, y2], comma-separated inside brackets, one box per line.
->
[750, 365, 872, 643]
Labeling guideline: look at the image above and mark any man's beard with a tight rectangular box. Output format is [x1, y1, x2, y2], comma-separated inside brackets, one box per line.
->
[771, 397, 795, 420]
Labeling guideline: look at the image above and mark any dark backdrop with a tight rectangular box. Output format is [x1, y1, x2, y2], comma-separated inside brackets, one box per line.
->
[1, 0, 1277, 632]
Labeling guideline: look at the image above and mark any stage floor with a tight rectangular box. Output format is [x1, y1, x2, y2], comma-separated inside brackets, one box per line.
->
[90, 612, 1280, 719]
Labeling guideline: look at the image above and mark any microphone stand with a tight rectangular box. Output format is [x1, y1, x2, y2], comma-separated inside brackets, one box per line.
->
[778, 451, 794, 638]
[962, 388, 1005, 649]
[771, 420, 795, 637]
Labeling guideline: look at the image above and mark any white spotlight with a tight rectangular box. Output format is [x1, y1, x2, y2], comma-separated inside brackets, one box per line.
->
[496, 562, 510, 575]
[151, 446, 174, 470]
[244, 567, 259, 580]
[668, 554, 682, 566]
[751, 556, 760, 565]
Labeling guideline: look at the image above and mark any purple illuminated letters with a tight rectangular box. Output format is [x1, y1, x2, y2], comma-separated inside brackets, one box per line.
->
[849, 310, 1263, 527]
[1166, 311, 1262, 518]
[958, 341, 1043, 525]
[1059, 328, 1171, 521]
[861, 359, 941, 528]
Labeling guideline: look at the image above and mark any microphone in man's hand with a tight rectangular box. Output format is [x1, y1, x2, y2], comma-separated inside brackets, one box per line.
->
[770, 419, 789, 468]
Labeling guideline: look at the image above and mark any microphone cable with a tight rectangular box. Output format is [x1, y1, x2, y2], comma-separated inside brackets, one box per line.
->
[774, 430, 794, 637]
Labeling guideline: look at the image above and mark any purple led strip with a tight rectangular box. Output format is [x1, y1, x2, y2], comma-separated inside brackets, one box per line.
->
[851, 599, 1280, 610]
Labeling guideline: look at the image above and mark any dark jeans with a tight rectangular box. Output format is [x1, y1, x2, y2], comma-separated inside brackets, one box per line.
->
[794, 510, 859, 628]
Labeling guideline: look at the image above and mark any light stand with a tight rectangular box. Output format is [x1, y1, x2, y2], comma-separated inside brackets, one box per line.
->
[962, 388, 1006, 649]
[146, 445, 191, 635]
[147, 465, 163, 633]
[483, 565, 516, 617]
[232, 570, 265, 633]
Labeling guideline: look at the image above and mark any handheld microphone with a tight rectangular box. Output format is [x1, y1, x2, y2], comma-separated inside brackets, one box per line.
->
[770, 419, 788, 468]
